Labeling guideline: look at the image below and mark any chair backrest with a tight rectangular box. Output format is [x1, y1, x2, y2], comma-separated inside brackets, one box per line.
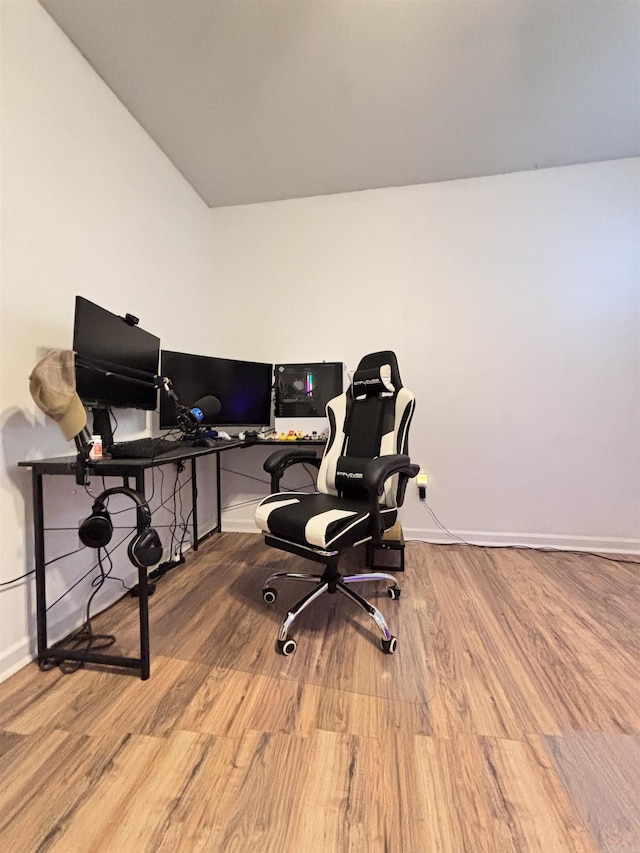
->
[317, 351, 415, 507]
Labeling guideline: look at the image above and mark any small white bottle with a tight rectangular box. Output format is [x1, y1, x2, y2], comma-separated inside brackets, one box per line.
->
[89, 434, 103, 460]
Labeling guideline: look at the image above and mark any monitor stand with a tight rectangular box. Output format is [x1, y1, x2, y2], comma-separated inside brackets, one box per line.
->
[91, 408, 114, 450]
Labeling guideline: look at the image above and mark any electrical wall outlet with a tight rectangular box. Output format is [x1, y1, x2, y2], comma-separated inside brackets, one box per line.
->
[416, 471, 428, 500]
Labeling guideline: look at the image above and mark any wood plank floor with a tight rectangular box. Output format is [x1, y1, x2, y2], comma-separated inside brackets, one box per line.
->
[0, 534, 638, 852]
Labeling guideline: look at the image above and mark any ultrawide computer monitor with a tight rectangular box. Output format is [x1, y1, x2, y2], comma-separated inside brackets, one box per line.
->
[159, 350, 273, 430]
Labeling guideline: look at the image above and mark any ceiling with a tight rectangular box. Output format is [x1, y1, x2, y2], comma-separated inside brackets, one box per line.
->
[39, 0, 640, 209]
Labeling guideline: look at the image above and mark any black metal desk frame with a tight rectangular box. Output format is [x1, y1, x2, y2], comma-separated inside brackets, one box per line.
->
[19, 440, 244, 680]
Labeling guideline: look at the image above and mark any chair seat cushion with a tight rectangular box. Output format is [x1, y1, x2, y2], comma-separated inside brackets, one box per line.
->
[255, 492, 398, 550]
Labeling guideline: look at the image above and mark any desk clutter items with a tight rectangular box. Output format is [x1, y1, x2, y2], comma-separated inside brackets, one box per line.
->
[262, 430, 328, 442]
[89, 434, 103, 459]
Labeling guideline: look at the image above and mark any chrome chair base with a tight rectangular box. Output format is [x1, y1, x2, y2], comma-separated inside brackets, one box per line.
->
[262, 569, 401, 655]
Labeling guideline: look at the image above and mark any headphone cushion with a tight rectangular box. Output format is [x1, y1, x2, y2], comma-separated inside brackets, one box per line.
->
[128, 527, 163, 568]
[79, 511, 113, 548]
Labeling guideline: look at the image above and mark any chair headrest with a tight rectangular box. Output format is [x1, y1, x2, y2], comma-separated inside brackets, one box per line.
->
[351, 364, 395, 400]
[350, 350, 403, 400]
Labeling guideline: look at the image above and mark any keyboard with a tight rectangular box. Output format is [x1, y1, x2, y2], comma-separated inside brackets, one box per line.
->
[108, 437, 190, 459]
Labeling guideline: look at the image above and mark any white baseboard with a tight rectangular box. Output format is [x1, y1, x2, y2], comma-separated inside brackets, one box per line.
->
[0, 638, 37, 684]
[0, 605, 96, 685]
[222, 518, 262, 534]
[222, 517, 640, 555]
[402, 527, 640, 554]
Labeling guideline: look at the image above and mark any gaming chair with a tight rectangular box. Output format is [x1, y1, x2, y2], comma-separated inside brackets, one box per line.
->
[255, 351, 418, 655]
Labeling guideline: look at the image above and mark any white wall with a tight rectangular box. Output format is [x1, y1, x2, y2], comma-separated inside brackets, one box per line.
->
[210, 160, 640, 552]
[0, 1, 214, 680]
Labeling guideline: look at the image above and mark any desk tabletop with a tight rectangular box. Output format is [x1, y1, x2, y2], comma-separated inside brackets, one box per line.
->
[18, 437, 325, 474]
[18, 438, 245, 474]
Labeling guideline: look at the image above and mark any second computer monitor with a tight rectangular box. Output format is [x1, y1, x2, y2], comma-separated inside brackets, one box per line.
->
[160, 350, 273, 430]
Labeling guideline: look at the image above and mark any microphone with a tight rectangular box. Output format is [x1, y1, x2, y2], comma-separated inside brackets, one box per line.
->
[185, 395, 222, 425]
[176, 395, 221, 437]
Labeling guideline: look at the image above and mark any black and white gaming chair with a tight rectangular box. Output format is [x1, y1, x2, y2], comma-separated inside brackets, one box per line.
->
[255, 351, 418, 655]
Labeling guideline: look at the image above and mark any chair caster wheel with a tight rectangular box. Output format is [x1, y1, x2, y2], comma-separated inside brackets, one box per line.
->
[277, 638, 297, 656]
[263, 587, 277, 604]
[387, 585, 401, 600]
[381, 636, 398, 654]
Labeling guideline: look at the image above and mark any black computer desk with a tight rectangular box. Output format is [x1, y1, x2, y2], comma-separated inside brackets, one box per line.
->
[19, 438, 324, 681]
[18, 438, 245, 680]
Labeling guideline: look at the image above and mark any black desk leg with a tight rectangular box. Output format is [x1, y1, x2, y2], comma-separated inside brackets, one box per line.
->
[137, 564, 150, 680]
[33, 470, 48, 664]
[135, 470, 151, 680]
[216, 454, 222, 533]
[191, 458, 198, 551]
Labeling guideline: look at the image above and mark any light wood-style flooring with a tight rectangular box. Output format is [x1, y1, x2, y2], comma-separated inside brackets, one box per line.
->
[0, 534, 638, 852]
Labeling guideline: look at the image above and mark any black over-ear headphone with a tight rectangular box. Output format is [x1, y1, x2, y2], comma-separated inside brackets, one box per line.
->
[79, 487, 163, 569]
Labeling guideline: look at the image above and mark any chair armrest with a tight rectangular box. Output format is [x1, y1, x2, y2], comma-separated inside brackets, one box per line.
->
[362, 455, 420, 543]
[263, 448, 321, 493]
[363, 455, 420, 496]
